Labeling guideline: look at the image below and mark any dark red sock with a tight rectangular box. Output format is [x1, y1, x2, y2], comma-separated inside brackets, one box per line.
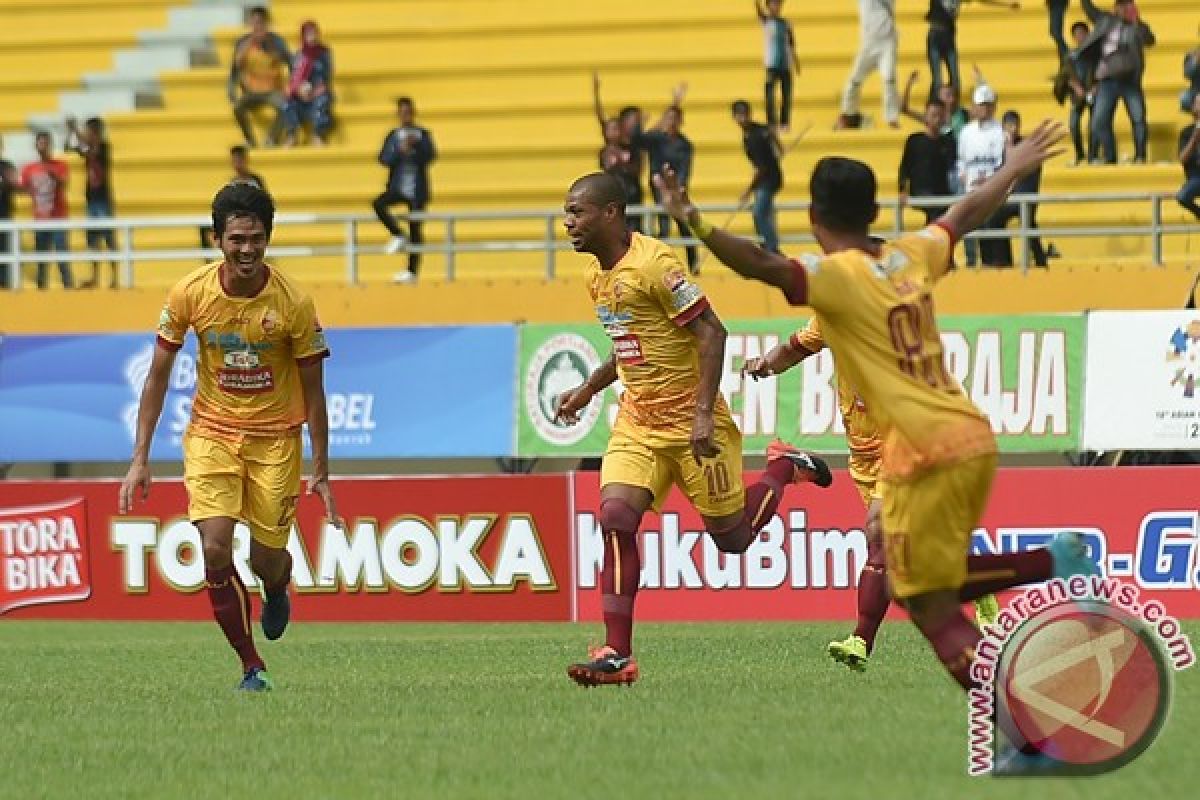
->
[206, 565, 265, 673]
[601, 530, 640, 656]
[918, 611, 982, 692]
[711, 458, 795, 550]
[852, 537, 890, 653]
[959, 550, 1053, 602]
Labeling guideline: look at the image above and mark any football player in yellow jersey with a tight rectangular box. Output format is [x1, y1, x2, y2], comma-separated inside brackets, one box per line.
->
[119, 183, 341, 692]
[655, 124, 1100, 767]
[745, 320, 999, 673]
[557, 173, 834, 687]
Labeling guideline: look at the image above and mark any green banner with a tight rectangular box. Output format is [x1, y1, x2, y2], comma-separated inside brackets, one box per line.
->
[517, 315, 1084, 456]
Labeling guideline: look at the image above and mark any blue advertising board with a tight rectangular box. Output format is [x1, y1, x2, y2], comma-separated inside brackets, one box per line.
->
[0, 326, 516, 461]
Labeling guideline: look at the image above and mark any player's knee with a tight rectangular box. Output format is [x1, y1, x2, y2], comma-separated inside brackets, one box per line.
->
[201, 537, 233, 568]
[599, 498, 642, 535]
[904, 591, 959, 633]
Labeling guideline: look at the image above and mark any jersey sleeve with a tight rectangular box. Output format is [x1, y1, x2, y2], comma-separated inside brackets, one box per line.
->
[648, 252, 709, 327]
[788, 317, 825, 356]
[782, 253, 856, 316]
[898, 223, 957, 282]
[290, 295, 331, 365]
[155, 282, 190, 351]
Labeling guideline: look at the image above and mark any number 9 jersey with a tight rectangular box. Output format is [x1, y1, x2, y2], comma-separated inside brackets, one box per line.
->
[783, 223, 994, 482]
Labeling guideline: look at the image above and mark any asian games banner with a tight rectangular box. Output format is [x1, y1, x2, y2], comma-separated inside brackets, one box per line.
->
[517, 315, 1085, 457]
[0, 326, 517, 461]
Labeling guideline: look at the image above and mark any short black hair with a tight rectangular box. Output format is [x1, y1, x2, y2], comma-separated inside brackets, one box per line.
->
[570, 172, 626, 213]
[397, 96, 414, 110]
[1071, 20, 1090, 35]
[617, 106, 641, 122]
[34, 130, 51, 144]
[809, 157, 878, 234]
[731, 100, 751, 115]
[212, 182, 275, 239]
[85, 117, 104, 134]
[926, 98, 945, 110]
[230, 145, 248, 158]
[1002, 110, 1021, 124]
[247, 6, 269, 20]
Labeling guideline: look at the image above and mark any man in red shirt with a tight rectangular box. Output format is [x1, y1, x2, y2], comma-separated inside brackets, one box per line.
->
[19, 131, 73, 289]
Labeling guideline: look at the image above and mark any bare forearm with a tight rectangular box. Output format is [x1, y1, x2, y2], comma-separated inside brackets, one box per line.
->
[942, 163, 1022, 236]
[695, 330, 726, 414]
[690, 214, 794, 292]
[131, 377, 168, 464]
[770, 343, 807, 374]
[585, 354, 618, 394]
[306, 394, 330, 476]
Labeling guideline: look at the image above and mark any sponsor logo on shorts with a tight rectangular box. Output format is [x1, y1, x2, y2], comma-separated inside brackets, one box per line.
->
[967, 577, 1194, 776]
[0, 498, 92, 615]
[524, 333, 603, 446]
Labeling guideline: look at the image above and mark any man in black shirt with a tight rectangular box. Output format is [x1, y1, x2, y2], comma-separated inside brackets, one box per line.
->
[374, 96, 437, 284]
[66, 117, 118, 289]
[636, 87, 698, 272]
[898, 98, 955, 224]
[1178, 94, 1200, 220]
[0, 135, 16, 289]
[732, 100, 783, 253]
[992, 111, 1049, 267]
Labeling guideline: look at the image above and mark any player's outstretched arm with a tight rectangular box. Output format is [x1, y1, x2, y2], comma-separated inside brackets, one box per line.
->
[684, 308, 727, 463]
[744, 340, 806, 380]
[555, 352, 617, 425]
[119, 344, 176, 513]
[300, 360, 343, 529]
[653, 166, 797, 294]
[939, 120, 1064, 239]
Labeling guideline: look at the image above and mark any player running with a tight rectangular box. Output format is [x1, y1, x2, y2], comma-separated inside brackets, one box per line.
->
[558, 172, 833, 687]
[653, 122, 1098, 770]
[744, 321, 999, 673]
[119, 182, 340, 692]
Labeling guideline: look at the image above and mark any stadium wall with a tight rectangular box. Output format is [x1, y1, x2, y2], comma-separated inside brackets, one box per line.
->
[1, 263, 1197, 332]
[1, 469, 1197, 622]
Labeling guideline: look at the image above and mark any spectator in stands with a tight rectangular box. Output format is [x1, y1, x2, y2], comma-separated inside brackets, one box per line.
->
[924, 0, 1019, 101]
[1077, 0, 1155, 164]
[1047, 0, 1070, 64]
[0, 136, 15, 289]
[19, 132, 73, 289]
[636, 84, 698, 272]
[898, 98, 955, 224]
[374, 97, 436, 284]
[755, 0, 801, 131]
[65, 117, 117, 289]
[957, 84, 1008, 266]
[1177, 94, 1200, 220]
[993, 110, 1050, 266]
[1183, 30, 1199, 113]
[284, 20, 334, 147]
[903, 70, 968, 139]
[199, 146, 268, 251]
[228, 6, 290, 148]
[837, 0, 899, 130]
[591, 73, 644, 231]
[732, 100, 783, 253]
[1056, 21, 1098, 164]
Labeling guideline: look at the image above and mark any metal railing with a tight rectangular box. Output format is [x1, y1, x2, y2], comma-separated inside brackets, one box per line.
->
[1, 191, 1196, 289]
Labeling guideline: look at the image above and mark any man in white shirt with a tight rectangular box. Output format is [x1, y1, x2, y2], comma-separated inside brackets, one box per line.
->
[838, 0, 899, 129]
[956, 84, 1009, 266]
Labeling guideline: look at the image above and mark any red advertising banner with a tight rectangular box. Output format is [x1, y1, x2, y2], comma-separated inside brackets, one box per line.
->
[572, 466, 1200, 621]
[0, 476, 573, 621]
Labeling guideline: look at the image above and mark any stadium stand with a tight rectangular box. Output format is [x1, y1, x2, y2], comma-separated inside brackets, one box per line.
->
[1, 0, 1198, 294]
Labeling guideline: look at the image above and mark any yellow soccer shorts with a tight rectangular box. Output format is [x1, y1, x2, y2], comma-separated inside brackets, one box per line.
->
[848, 452, 883, 508]
[183, 431, 303, 549]
[878, 453, 997, 600]
[601, 414, 745, 518]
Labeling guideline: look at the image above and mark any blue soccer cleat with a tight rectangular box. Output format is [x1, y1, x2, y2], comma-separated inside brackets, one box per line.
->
[237, 667, 274, 692]
[1048, 532, 1101, 581]
[261, 587, 291, 641]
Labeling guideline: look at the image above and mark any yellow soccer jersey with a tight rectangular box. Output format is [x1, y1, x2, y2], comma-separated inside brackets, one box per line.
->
[156, 261, 330, 439]
[586, 232, 729, 444]
[783, 223, 995, 480]
[789, 317, 883, 464]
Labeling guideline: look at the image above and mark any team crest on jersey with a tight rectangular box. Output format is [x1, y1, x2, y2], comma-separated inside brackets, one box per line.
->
[261, 310, 279, 334]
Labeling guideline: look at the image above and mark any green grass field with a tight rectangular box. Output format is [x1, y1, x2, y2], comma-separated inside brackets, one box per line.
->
[0, 620, 1193, 799]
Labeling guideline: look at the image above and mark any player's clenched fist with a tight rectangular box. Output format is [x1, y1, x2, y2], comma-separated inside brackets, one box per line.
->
[554, 385, 594, 425]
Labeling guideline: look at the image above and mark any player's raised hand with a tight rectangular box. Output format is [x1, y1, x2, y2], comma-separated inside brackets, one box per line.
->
[118, 462, 151, 514]
[308, 473, 345, 530]
[690, 411, 719, 464]
[1004, 120, 1066, 179]
[652, 166, 696, 226]
[554, 385, 593, 426]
